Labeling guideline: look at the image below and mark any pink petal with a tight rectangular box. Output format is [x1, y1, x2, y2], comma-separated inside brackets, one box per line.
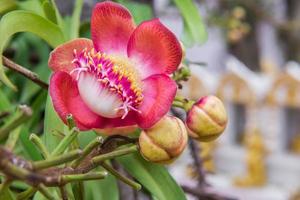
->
[137, 74, 177, 128]
[50, 72, 138, 130]
[91, 1, 135, 55]
[127, 19, 182, 78]
[48, 38, 93, 74]
[50, 71, 103, 130]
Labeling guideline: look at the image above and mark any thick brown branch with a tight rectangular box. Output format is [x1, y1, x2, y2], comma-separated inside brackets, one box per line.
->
[2, 56, 49, 90]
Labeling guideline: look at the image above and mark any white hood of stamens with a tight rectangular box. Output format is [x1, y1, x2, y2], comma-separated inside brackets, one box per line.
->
[78, 73, 123, 118]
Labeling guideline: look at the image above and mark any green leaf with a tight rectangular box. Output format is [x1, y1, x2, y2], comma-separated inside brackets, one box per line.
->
[0, 87, 11, 111]
[0, 184, 15, 200]
[118, 1, 153, 24]
[70, 0, 84, 39]
[117, 153, 187, 200]
[42, 0, 57, 23]
[0, 10, 65, 90]
[85, 175, 119, 200]
[17, 0, 45, 17]
[173, 0, 207, 46]
[0, 0, 16, 14]
[43, 95, 67, 152]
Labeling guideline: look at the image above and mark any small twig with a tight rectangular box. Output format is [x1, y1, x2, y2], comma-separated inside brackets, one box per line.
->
[17, 187, 36, 200]
[59, 186, 68, 200]
[92, 145, 138, 165]
[102, 162, 141, 190]
[0, 105, 32, 142]
[181, 185, 235, 200]
[189, 139, 206, 186]
[71, 136, 103, 168]
[101, 135, 138, 150]
[32, 149, 82, 170]
[0, 111, 10, 120]
[5, 126, 22, 150]
[30, 133, 51, 159]
[37, 184, 58, 200]
[2, 56, 49, 90]
[51, 127, 80, 156]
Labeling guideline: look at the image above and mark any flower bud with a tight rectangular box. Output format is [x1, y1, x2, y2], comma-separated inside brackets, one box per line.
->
[186, 96, 227, 142]
[139, 116, 188, 164]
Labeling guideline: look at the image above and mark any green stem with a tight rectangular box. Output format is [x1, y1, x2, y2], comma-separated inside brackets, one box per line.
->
[174, 95, 185, 102]
[5, 126, 22, 150]
[102, 162, 141, 190]
[1, 161, 31, 180]
[37, 184, 58, 200]
[92, 145, 138, 165]
[0, 179, 11, 194]
[16, 188, 36, 200]
[50, 0, 64, 32]
[70, 0, 84, 39]
[32, 150, 82, 170]
[66, 114, 76, 130]
[61, 172, 107, 183]
[0, 105, 32, 142]
[172, 99, 195, 112]
[30, 134, 50, 159]
[172, 101, 185, 108]
[51, 130, 65, 139]
[71, 136, 103, 168]
[51, 127, 79, 156]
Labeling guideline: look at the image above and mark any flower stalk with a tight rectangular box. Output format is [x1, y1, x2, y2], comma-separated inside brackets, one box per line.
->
[61, 171, 108, 183]
[51, 127, 79, 156]
[30, 133, 51, 159]
[32, 149, 82, 170]
[0, 105, 32, 142]
[102, 162, 141, 190]
[92, 145, 138, 165]
[71, 136, 103, 168]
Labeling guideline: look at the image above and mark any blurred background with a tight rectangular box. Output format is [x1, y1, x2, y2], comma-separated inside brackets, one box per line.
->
[2, 0, 300, 200]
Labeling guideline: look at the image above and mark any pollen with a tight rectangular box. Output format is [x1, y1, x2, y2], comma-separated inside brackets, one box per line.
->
[71, 48, 143, 119]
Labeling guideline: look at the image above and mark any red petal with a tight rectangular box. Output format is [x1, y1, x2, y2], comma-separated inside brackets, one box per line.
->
[50, 72, 137, 130]
[48, 38, 93, 74]
[137, 74, 177, 128]
[127, 19, 182, 78]
[91, 1, 135, 55]
[50, 71, 103, 130]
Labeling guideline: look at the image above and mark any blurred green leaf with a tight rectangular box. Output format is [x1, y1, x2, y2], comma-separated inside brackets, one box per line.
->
[0, 10, 65, 90]
[19, 91, 47, 161]
[17, 0, 44, 17]
[173, 0, 207, 46]
[0, 87, 11, 111]
[43, 95, 67, 153]
[0, 0, 16, 14]
[85, 175, 119, 200]
[117, 153, 186, 200]
[118, 0, 153, 24]
[70, 0, 84, 39]
[0, 184, 15, 200]
[42, 0, 57, 23]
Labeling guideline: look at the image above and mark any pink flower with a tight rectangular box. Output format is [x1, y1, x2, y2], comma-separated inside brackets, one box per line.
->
[48, 2, 182, 130]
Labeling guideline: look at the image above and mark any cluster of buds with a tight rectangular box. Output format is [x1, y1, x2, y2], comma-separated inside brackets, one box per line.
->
[137, 95, 227, 164]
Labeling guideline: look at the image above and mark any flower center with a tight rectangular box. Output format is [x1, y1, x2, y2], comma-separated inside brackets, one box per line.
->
[70, 48, 143, 119]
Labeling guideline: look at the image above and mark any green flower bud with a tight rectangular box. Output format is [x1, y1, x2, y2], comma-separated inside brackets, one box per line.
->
[139, 116, 188, 164]
[186, 96, 227, 142]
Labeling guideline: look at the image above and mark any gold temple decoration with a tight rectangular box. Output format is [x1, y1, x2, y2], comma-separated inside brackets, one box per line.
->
[217, 72, 256, 106]
[234, 129, 267, 187]
[266, 72, 300, 108]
